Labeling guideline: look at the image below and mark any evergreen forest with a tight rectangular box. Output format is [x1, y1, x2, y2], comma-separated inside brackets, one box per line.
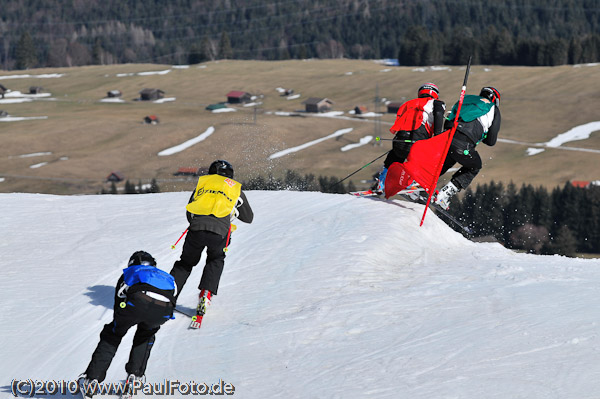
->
[450, 182, 600, 257]
[2, 0, 600, 69]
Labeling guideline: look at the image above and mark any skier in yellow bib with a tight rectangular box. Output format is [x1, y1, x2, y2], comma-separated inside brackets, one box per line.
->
[170, 160, 253, 325]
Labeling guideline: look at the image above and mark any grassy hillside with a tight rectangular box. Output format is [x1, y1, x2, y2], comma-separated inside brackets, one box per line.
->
[1, 59, 599, 194]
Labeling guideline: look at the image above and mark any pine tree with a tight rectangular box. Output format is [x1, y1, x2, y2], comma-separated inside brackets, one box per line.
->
[92, 39, 103, 65]
[532, 186, 552, 228]
[124, 180, 137, 194]
[15, 32, 37, 69]
[546, 225, 578, 257]
[188, 43, 207, 64]
[347, 180, 357, 193]
[398, 26, 430, 66]
[218, 31, 233, 59]
[568, 37, 583, 64]
[545, 38, 569, 66]
[578, 186, 600, 253]
[502, 182, 519, 244]
[147, 178, 160, 193]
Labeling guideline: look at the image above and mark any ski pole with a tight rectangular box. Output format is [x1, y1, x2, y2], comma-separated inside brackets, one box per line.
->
[420, 55, 472, 227]
[375, 137, 416, 143]
[329, 150, 390, 189]
[171, 229, 188, 249]
[223, 224, 232, 253]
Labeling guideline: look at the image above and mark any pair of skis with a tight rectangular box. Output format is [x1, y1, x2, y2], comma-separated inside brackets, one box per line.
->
[349, 186, 423, 198]
[349, 185, 472, 235]
[398, 190, 473, 235]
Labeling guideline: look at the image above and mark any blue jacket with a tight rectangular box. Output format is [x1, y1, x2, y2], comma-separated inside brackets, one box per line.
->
[117, 264, 177, 305]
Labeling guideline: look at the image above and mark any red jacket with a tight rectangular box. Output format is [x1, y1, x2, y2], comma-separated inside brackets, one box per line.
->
[390, 97, 439, 137]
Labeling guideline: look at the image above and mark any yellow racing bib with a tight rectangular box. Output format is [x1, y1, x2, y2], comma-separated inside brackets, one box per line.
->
[186, 175, 242, 218]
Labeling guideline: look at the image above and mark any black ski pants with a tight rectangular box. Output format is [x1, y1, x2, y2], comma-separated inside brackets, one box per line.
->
[384, 126, 430, 168]
[170, 229, 227, 297]
[440, 133, 482, 190]
[85, 292, 173, 382]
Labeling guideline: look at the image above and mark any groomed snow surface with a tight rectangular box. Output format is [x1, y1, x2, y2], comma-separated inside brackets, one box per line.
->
[1, 191, 600, 398]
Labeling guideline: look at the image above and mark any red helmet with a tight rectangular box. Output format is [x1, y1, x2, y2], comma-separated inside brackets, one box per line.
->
[480, 86, 501, 106]
[418, 83, 439, 99]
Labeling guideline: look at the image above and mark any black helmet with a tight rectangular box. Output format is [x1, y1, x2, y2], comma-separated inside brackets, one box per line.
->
[128, 251, 156, 267]
[418, 82, 439, 99]
[209, 159, 234, 178]
[480, 86, 501, 106]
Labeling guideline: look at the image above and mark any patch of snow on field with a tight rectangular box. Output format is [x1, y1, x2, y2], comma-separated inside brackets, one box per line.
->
[526, 148, 546, 156]
[157, 127, 215, 156]
[99, 98, 125, 103]
[29, 162, 48, 169]
[116, 69, 171, 77]
[269, 128, 353, 159]
[541, 121, 600, 148]
[341, 135, 374, 151]
[0, 73, 64, 79]
[0, 116, 48, 122]
[13, 152, 52, 158]
[212, 108, 236, 113]
[0, 98, 32, 104]
[154, 97, 176, 104]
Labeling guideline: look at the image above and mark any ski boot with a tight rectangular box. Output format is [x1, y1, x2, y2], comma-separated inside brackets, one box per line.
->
[405, 180, 421, 200]
[197, 289, 212, 315]
[370, 167, 388, 195]
[434, 181, 460, 210]
[190, 289, 212, 329]
[77, 374, 98, 399]
[121, 374, 146, 399]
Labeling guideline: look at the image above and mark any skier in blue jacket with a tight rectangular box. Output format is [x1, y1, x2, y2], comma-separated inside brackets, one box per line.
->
[78, 251, 176, 398]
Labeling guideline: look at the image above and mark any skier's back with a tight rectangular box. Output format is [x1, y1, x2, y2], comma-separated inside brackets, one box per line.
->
[170, 160, 253, 327]
[372, 83, 445, 193]
[78, 251, 176, 398]
[434, 86, 502, 209]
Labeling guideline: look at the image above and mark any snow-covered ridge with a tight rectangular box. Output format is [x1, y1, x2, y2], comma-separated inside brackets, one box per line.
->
[1, 191, 599, 398]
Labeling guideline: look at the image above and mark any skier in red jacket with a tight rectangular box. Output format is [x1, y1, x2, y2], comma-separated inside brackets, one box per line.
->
[372, 83, 445, 194]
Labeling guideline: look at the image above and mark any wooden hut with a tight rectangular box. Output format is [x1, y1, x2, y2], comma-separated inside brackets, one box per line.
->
[139, 88, 165, 101]
[226, 91, 252, 104]
[107, 90, 122, 98]
[144, 115, 159, 124]
[354, 105, 368, 115]
[106, 171, 125, 182]
[571, 181, 590, 188]
[174, 167, 200, 177]
[302, 97, 334, 113]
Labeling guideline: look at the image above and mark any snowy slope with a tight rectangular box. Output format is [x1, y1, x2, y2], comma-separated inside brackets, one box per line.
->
[1, 191, 600, 398]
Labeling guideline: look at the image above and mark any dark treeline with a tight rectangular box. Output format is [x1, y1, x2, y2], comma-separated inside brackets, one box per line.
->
[2, 0, 600, 69]
[449, 182, 600, 257]
[243, 170, 356, 194]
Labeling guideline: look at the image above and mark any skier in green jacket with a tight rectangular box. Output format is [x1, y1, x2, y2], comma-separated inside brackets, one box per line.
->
[434, 86, 501, 209]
